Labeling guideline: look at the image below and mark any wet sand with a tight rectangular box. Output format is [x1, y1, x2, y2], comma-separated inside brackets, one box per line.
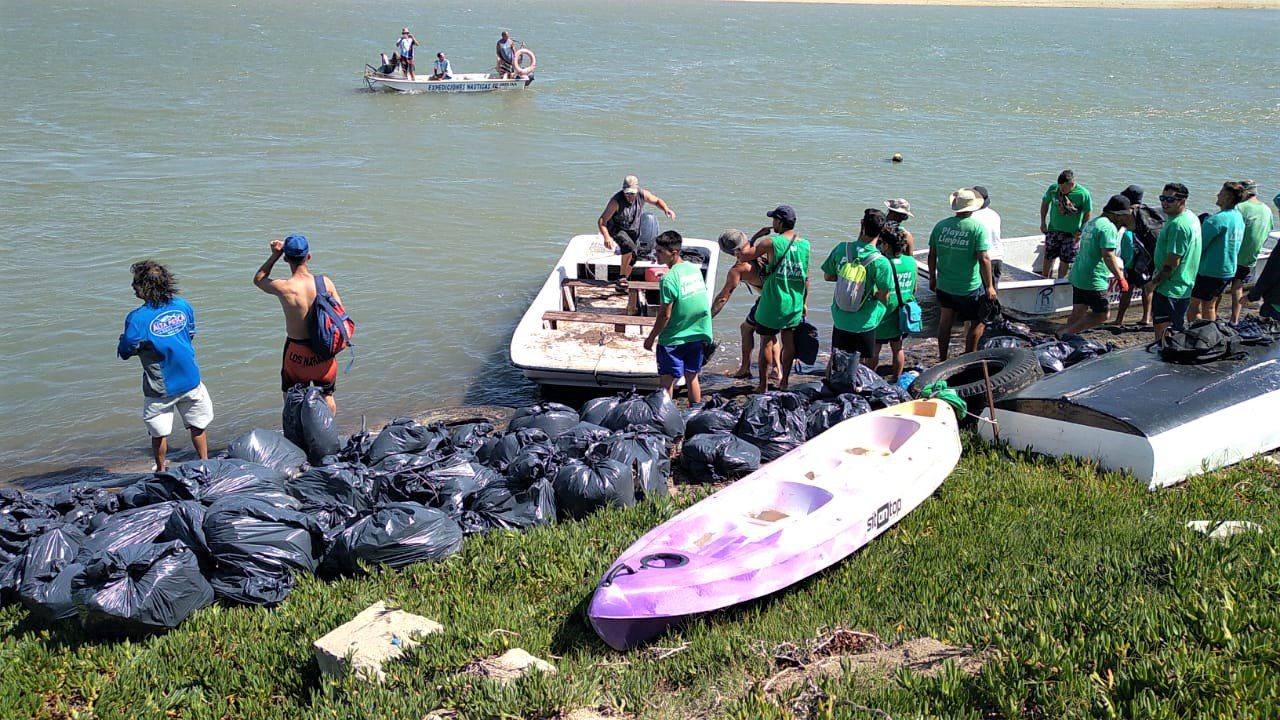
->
[728, 0, 1280, 8]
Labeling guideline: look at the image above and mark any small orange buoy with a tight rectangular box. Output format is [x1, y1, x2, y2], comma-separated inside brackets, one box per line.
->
[892, 153, 904, 163]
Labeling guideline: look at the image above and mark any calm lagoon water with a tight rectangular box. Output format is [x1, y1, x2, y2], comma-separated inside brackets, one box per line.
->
[1, 0, 1277, 481]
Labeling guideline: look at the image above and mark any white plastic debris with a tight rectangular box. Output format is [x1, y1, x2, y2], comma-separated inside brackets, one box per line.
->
[1186, 520, 1264, 541]
[313, 601, 443, 683]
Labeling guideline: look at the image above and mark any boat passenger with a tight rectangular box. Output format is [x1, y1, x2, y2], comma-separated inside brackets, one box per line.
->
[1061, 195, 1133, 336]
[430, 52, 452, 81]
[598, 175, 676, 283]
[377, 52, 400, 75]
[644, 231, 713, 404]
[873, 224, 917, 383]
[883, 198, 916, 254]
[822, 208, 894, 371]
[397, 28, 419, 81]
[929, 188, 996, 361]
[1231, 180, 1275, 323]
[1190, 182, 1246, 323]
[969, 187, 1004, 289]
[118, 260, 213, 472]
[254, 235, 346, 416]
[496, 31, 517, 78]
[736, 205, 810, 392]
[1115, 184, 1161, 327]
[710, 229, 779, 383]
[1146, 183, 1202, 342]
[1039, 169, 1093, 279]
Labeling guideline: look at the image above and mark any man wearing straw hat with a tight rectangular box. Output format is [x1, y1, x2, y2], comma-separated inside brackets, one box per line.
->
[929, 188, 996, 361]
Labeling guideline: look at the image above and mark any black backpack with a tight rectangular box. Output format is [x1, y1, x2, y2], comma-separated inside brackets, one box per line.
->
[1132, 205, 1165, 254]
[1157, 320, 1242, 364]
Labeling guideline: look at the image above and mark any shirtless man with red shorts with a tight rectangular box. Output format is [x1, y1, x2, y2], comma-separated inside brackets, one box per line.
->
[254, 235, 344, 415]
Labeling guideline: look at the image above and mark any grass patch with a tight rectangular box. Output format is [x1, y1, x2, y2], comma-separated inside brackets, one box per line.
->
[3, 438, 1280, 718]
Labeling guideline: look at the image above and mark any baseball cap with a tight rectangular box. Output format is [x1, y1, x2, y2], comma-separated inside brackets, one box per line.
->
[766, 204, 796, 225]
[622, 175, 639, 195]
[883, 198, 913, 218]
[283, 234, 310, 258]
[971, 186, 991, 209]
[1121, 184, 1144, 205]
[1240, 179, 1257, 196]
[1103, 194, 1132, 214]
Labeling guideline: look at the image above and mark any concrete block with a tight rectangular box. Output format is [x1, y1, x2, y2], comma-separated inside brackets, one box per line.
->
[313, 601, 443, 683]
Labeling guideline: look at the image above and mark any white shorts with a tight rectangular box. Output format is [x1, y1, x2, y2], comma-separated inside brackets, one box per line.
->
[142, 383, 214, 438]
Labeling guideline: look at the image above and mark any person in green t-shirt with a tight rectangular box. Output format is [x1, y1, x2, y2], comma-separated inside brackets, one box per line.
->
[1191, 182, 1247, 323]
[873, 224, 917, 382]
[1062, 195, 1132, 336]
[1038, 169, 1093, 279]
[821, 208, 893, 371]
[1146, 182, 1202, 341]
[737, 205, 810, 392]
[928, 188, 996, 361]
[1232, 180, 1277, 323]
[644, 231, 712, 403]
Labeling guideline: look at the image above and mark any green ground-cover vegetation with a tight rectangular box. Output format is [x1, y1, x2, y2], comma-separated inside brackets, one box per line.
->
[3, 438, 1279, 719]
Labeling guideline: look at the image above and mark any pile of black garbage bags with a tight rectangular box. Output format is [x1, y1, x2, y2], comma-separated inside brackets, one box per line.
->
[0, 371, 911, 635]
[979, 319, 1115, 374]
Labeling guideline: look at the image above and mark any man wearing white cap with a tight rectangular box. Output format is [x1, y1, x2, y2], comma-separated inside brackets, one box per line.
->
[929, 189, 996, 361]
[598, 175, 676, 282]
[884, 198, 916, 254]
[396, 28, 419, 81]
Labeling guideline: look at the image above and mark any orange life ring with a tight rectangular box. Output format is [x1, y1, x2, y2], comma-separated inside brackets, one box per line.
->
[514, 48, 536, 75]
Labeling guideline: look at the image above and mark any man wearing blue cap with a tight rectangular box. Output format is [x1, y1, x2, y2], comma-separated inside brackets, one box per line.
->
[254, 235, 345, 415]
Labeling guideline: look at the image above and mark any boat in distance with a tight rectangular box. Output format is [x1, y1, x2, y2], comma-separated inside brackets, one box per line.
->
[364, 70, 533, 93]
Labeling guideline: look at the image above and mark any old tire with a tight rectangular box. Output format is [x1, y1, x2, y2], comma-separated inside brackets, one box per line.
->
[909, 348, 1042, 410]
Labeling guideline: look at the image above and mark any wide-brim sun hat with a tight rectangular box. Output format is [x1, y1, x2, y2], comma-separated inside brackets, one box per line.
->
[883, 198, 913, 218]
[949, 188, 984, 213]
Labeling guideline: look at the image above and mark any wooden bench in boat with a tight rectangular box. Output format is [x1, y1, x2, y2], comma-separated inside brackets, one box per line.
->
[561, 278, 662, 315]
[542, 310, 656, 333]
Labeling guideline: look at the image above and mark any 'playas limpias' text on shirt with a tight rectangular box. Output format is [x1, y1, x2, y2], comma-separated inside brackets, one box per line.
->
[933, 225, 982, 250]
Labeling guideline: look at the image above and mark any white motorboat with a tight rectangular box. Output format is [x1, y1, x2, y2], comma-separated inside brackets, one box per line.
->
[510, 234, 720, 389]
[914, 231, 1278, 320]
[364, 69, 533, 93]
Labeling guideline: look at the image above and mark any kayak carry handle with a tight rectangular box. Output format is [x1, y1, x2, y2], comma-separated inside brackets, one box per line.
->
[639, 552, 688, 569]
[601, 563, 636, 587]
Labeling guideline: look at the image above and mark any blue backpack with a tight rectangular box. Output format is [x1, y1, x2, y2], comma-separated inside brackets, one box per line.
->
[308, 275, 354, 360]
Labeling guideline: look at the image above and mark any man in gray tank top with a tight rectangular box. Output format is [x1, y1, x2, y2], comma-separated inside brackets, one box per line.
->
[597, 174, 676, 282]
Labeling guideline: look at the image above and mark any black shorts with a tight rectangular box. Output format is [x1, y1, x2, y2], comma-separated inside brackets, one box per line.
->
[612, 229, 638, 256]
[936, 288, 983, 322]
[831, 327, 876, 358]
[1234, 264, 1255, 283]
[1152, 292, 1190, 329]
[1072, 287, 1109, 314]
[1124, 267, 1146, 289]
[1191, 275, 1231, 301]
[744, 299, 759, 327]
[755, 322, 782, 337]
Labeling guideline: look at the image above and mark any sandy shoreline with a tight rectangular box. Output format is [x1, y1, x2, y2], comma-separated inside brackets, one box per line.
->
[728, 0, 1280, 9]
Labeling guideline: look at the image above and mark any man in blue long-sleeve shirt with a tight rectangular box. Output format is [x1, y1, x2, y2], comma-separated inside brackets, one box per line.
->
[118, 261, 213, 471]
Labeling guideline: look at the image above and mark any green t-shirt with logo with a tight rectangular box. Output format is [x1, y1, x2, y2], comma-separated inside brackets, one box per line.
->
[1119, 228, 1136, 267]
[1153, 209, 1202, 300]
[1069, 217, 1120, 292]
[755, 234, 810, 331]
[1198, 208, 1243, 280]
[875, 255, 918, 341]
[657, 260, 713, 346]
[1043, 183, 1093, 234]
[1236, 200, 1275, 269]
[929, 216, 989, 295]
[821, 240, 893, 333]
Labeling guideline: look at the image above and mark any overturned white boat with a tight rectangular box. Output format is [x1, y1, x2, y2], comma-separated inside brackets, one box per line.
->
[510, 234, 719, 389]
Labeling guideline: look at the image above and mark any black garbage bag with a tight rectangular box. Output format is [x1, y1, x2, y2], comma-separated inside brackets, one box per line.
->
[209, 570, 295, 607]
[579, 395, 621, 426]
[336, 431, 375, 464]
[505, 442, 562, 488]
[370, 449, 444, 477]
[382, 456, 496, 515]
[1061, 333, 1112, 366]
[859, 383, 912, 409]
[508, 402, 581, 440]
[283, 385, 342, 464]
[226, 429, 307, 477]
[684, 406, 740, 438]
[680, 433, 761, 483]
[161, 501, 209, 563]
[984, 318, 1037, 342]
[827, 350, 886, 394]
[979, 334, 1031, 350]
[1, 515, 62, 568]
[448, 421, 494, 452]
[733, 392, 808, 462]
[47, 486, 121, 519]
[286, 463, 379, 513]
[553, 455, 635, 520]
[601, 391, 685, 439]
[805, 394, 872, 439]
[1033, 341, 1073, 374]
[366, 419, 450, 466]
[789, 381, 831, 402]
[458, 477, 557, 534]
[326, 502, 463, 573]
[553, 421, 613, 458]
[477, 428, 551, 473]
[81, 502, 180, 556]
[124, 459, 293, 508]
[595, 430, 670, 500]
[203, 496, 325, 606]
[15, 525, 86, 621]
[74, 540, 213, 632]
[601, 392, 651, 432]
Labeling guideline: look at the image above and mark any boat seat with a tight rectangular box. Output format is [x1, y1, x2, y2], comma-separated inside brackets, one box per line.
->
[542, 310, 656, 333]
[561, 279, 662, 314]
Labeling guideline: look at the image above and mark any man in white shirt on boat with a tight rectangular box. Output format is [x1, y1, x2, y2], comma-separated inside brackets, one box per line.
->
[397, 28, 419, 81]
[430, 52, 452, 81]
[969, 187, 1004, 289]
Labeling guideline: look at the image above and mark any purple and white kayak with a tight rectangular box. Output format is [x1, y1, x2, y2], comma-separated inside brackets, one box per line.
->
[588, 399, 961, 650]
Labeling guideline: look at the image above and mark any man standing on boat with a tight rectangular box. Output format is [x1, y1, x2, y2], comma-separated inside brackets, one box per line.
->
[929, 188, 995, 361]
[737, 205, 810, 392]
[969, 187, 1004, 289]
[396, 28, 419, 81]
[1190, 182, 1246, 323]
[1061, 195, 1132, 336]
[430, 52, 452, 81]
[1231, 180, 1275, 323]
[496, 31, 517, 78]
[598, 175, 676, 283]
[644, 231, 713, 403]
[1039, 169, 1093, 279]
[711, 229, 779, 383]
[1146, 183, 1202, 342]
[254, 235, 345, 416]
[118, 261, 213, 472]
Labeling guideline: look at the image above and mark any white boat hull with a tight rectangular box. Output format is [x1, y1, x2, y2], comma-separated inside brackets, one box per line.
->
[364, 70, 530, 93]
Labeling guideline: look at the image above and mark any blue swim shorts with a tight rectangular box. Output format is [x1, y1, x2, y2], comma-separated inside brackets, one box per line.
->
[656, 342, 706, 378]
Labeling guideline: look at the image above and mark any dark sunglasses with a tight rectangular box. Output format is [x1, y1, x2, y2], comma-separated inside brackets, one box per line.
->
[1158, 194, 1185, 203]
